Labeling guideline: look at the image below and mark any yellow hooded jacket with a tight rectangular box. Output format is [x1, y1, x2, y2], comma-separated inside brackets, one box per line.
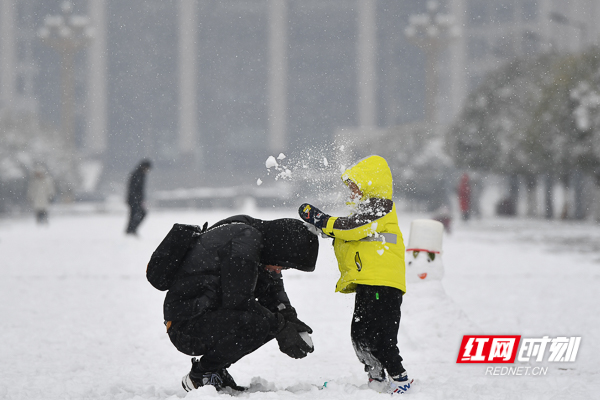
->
[321, 155, 406, 294]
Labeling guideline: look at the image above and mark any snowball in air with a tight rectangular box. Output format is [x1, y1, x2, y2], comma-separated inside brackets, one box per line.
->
[265, 156, 278, 169]
[257, 178, 263, 186]
[277, 153, 286, 160]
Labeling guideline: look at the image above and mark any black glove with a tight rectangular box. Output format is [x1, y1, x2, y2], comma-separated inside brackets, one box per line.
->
[279, 306, 313, 334]
[276, 320, 315, 359]
[298, 203, 330, 230]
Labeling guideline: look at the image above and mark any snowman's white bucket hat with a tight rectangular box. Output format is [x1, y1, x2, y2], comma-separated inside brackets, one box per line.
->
[406, 219, 443, 254]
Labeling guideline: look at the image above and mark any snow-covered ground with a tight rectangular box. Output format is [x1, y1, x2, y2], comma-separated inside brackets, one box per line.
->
[1, 206, 599, 399]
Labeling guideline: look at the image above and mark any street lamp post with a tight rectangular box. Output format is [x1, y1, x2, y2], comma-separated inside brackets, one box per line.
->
[405, 1, 459, 127]
[38, 1, 93, 156]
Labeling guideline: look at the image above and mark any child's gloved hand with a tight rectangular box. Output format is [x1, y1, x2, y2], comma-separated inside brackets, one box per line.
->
[298, 203, 330, 230]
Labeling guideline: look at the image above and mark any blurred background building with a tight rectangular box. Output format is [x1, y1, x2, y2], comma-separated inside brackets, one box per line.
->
[0, 0, 598, 200]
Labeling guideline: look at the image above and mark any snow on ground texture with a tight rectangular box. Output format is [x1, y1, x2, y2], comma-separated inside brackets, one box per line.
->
[1, 208, 599, 399]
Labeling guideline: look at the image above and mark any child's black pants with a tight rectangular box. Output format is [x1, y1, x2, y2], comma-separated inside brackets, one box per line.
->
[351, 285, 405, 378]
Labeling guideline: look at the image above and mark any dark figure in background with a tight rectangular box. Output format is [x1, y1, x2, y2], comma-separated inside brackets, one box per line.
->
[126, 159, 152, 235]
[458, 173, 471, 221]
[27, 168, 55, 225]
[166, 215, 319, 393]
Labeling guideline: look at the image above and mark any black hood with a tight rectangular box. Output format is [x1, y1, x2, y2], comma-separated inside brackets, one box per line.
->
[210, 215, 319, 272]
[261, 218, 319, 272]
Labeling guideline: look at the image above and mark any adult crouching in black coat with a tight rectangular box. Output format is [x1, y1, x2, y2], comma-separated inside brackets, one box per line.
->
[125, 159, 151, 235]
[165, 215, 319, 393]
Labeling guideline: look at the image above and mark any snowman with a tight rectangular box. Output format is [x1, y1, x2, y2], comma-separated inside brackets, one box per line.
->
[400, 219, 479, 361]
[405, 219, 444, 283]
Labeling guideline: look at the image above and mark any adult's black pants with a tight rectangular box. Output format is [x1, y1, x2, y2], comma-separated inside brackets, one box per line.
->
[168, 309, 273, 372]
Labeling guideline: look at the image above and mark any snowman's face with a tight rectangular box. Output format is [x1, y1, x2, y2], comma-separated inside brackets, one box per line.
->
[405, 250, 444, 282]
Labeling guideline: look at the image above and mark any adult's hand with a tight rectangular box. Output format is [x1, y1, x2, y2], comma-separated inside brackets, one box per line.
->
[276, 320, 314, 359]
[279, 307, 312, 334]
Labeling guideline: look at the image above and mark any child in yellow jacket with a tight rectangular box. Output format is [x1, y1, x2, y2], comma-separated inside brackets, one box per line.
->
[298, 155, 412, 395]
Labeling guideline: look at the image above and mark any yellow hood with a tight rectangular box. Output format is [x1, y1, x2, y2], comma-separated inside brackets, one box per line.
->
[341, 155, 393, 200]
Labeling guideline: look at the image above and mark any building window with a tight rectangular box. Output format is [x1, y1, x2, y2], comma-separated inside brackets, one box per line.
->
[494, 3, 514, 24]
[468, 37, 489, 61]
[521, 0, 538, 21]
[492, 35, 515, 59]
[468, 72, 485, 91]
[468, 1, 488, 26]
[522, 31, 540, 54]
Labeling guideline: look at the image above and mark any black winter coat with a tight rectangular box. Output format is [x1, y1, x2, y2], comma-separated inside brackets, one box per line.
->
[127, 166, 147, 206]
[163, 215, 295, 333]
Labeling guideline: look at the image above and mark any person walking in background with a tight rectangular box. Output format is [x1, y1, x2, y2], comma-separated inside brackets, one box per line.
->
[298, 155, 412, 395]
[126, 159, 152, 235]
[469, 172, 482, 219]
[458, 172, 471, 221]
[27, 167, 55, 224]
